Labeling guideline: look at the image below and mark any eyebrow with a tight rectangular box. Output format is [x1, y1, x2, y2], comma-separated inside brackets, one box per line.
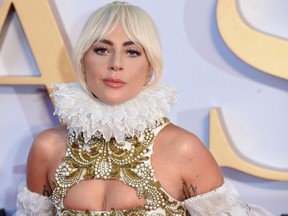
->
[98, 39, 136, 47]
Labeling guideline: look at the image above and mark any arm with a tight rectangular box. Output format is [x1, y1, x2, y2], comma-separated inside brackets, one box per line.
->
[176, 128, 272, 215]
[15, 128, 65, 215]
[26, 130, 54, 196]
[176, 130, 224, 199]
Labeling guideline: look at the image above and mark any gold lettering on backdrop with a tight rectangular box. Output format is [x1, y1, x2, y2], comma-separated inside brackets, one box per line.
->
[210, 108, 288, 181]
[216, 0, 288, 80]
[0, 0, 76, 95]
[212, 0, 288, 180]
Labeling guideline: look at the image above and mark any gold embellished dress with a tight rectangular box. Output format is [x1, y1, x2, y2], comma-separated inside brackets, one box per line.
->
[14, 82, 273, 216]
[51, 118, 187, 215]
[52, 82, 185, 215]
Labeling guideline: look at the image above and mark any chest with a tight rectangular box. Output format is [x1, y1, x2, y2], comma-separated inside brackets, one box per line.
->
[52, 161, 182, 212]
[50, 120, 184, 213]
[62, 178, 147, 211]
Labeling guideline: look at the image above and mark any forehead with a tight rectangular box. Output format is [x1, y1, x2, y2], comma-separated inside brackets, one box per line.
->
[94, 23, 141, 47]
[103, 24, 129, 40]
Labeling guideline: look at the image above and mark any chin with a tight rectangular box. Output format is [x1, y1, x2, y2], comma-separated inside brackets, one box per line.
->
[96, 91, 140, 105]
[100, 97, 131, 106]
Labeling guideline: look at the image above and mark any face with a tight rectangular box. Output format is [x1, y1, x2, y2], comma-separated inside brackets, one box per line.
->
[82, 24, 152, 105]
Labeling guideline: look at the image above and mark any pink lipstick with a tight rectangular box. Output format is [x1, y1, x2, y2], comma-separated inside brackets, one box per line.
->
[103, 78, 126, 88]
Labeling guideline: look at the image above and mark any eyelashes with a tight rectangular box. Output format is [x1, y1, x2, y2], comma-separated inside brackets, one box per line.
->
[93, 47, 109, 55]
[92, 46, 142, 57]
[126, 49, 141, 57]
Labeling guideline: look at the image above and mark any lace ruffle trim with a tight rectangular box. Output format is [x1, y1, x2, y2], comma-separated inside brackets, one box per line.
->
[184, 182, 273, 216]
[15, 184, 54, 216]
[51, 82, 178, 142]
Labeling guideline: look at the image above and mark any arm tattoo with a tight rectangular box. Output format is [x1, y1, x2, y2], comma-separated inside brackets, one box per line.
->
[188, 184, 198, 197]
[181, 182, 198, 200]
[43, 185, 51, 197]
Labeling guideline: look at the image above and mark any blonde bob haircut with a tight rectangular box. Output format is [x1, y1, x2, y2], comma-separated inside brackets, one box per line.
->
[73, 1, 162, 93]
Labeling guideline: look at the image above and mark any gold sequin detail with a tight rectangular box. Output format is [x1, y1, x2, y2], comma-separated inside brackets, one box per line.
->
[51, 118, 187, 215]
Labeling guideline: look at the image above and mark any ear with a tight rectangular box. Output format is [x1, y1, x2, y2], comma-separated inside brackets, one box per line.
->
[146, 67, 153, 84]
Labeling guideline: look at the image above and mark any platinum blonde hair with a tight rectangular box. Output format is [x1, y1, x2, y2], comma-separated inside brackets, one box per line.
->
[73, 1, 162, 93]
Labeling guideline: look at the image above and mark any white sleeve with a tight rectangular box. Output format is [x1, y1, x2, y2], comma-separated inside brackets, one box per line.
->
[184, 181, 273, 216]
[14, 183, 54, 216]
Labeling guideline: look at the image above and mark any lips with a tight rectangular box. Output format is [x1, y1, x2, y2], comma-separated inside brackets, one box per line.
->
[103, 78, 126, 88]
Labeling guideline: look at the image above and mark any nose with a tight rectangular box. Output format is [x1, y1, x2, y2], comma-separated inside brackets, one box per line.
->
[109, 52, 123, 71]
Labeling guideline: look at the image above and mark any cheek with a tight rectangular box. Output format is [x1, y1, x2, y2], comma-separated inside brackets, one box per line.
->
[133, 60, 150, 76]
[133, 69, 148, 85]
[82, 57, 91, 76]
[83, 58, 102, 77]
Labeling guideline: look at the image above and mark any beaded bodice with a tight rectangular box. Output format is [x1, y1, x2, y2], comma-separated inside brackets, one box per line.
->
[51, 118, 187, 215]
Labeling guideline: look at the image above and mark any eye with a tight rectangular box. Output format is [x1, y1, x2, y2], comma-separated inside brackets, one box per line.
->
[126, 49, 141, 57]
[93, 47, 109, 55]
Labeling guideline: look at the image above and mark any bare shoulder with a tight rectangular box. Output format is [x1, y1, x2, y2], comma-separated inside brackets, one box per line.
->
[157, 123, 207, 158]
[26, 125, 68, 194]
[30, 125, 68, 154]
[157, 123, 224, 197]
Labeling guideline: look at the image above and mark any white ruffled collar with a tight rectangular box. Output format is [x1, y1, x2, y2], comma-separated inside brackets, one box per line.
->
[51, 82, 178, 142]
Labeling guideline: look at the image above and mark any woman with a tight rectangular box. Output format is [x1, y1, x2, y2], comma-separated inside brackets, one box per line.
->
[16, 2, 272, 215]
